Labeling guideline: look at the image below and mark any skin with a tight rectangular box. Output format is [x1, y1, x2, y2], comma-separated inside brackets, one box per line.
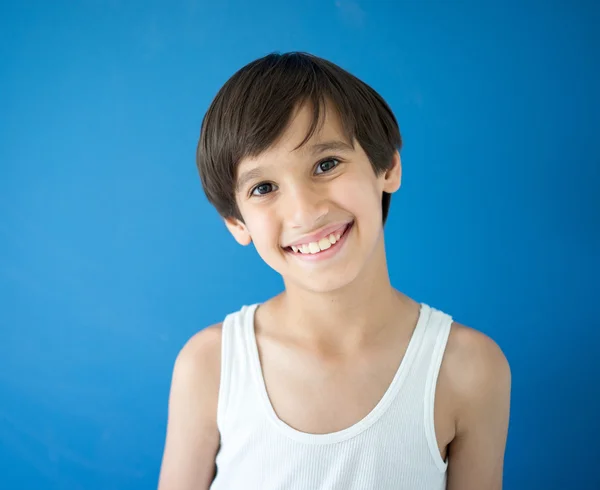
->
[158, 102, 511, 490]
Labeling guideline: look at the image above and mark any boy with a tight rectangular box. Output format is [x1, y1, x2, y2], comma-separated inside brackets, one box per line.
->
[158, 52, 511, 490]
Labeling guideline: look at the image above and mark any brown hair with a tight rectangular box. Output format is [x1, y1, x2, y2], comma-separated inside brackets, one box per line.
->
[196, 51, 402, 223]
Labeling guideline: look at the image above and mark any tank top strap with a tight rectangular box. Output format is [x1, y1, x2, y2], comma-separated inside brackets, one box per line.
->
[217, 303, 260, 429]
[410, 304, 453, 472]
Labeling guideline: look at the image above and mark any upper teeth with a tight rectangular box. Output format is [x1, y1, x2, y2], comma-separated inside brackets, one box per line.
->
[290, 231, 343, 254]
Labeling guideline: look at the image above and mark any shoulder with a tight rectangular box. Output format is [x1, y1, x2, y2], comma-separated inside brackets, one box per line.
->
[436, 320, 511, 487]
[174, 301, 254, 374]
[178, 323, 223, 361]
[168, 323, 224, 417]
[158, 324, 224, 489]
[441, 321, 511, 425]
[443, 321, 511, 396]
[173, 323, 223, 385]
[165, 323, 224, 438]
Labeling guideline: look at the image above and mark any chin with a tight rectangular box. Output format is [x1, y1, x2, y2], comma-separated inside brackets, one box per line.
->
[287, 265, 363, 294]
[302, 280, 354, 294]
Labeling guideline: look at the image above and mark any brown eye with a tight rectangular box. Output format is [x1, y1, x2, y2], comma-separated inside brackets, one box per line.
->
[315, 158, 339, 174]
[251, 183, 275, 196]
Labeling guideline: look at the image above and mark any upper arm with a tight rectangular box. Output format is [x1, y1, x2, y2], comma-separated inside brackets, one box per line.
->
[445, 324, 512, 490]
[158, 324, 223, 490]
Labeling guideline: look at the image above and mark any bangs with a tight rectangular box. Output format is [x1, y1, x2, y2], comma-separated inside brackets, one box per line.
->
[197, 52, 401, 222]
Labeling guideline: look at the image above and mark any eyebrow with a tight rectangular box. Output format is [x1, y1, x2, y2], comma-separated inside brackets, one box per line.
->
[307, 139, 355, 155]
[235, 140, 355, 192]
[236, 167, 264, 193]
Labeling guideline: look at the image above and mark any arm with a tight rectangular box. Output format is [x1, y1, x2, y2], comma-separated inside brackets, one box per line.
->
[446, 325, 512, 490]
[158, 325, 222, 490]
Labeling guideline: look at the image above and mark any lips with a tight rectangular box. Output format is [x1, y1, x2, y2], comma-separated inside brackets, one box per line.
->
[284, 221, 353, 255]
[284, 221, 353, 249]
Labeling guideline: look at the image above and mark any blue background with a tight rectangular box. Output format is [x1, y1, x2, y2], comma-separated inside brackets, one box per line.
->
[1, 1, 598, 489]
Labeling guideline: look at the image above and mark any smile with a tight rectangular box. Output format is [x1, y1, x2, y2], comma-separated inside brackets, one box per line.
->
[283, 221, 353, 260]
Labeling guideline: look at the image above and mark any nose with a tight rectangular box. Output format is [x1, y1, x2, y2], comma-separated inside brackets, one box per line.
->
[282, 182, 329, 229]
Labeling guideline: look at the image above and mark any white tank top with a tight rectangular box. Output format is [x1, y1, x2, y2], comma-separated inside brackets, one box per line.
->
[210, 302, 452, 490]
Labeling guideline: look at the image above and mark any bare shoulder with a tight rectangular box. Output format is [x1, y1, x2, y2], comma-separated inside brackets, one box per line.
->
[175, 323, 223, 376]
[169, 323, 224, 413]
[158, 324, 223, 490]
[443, 322, 511, 398]
[441, 321, 512, 437]
[440, 323, 512, 488]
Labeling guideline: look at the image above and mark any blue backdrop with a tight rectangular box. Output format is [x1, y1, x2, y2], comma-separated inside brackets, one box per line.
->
[1, 1, 598, 489]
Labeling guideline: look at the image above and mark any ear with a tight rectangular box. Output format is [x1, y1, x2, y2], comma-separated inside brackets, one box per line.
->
[382, 150, 402, 194]
[224, 217, 252, 246]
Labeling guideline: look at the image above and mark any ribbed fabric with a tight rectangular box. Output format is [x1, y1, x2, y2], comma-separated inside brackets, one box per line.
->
[210, 303, 453, 490]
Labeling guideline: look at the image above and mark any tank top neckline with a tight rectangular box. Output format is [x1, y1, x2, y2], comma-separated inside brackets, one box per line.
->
[243, 302, 432, 445]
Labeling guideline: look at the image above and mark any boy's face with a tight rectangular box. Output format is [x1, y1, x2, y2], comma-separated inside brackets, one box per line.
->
[225, 102, 401, 293]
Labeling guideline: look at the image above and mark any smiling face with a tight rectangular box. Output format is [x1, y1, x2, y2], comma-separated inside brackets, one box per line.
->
[225, 101, 402, 293]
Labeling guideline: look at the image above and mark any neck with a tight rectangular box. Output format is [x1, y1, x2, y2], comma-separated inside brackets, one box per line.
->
[273, 238, 412, 352]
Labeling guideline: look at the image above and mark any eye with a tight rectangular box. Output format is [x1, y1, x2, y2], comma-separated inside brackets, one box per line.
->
[315, 158, 340, 175]
[251, 182, 276, 196]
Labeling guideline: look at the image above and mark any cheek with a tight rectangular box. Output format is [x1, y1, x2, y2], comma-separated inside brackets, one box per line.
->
[243, 209, 280, 248]
[332, 173, 382, 211]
